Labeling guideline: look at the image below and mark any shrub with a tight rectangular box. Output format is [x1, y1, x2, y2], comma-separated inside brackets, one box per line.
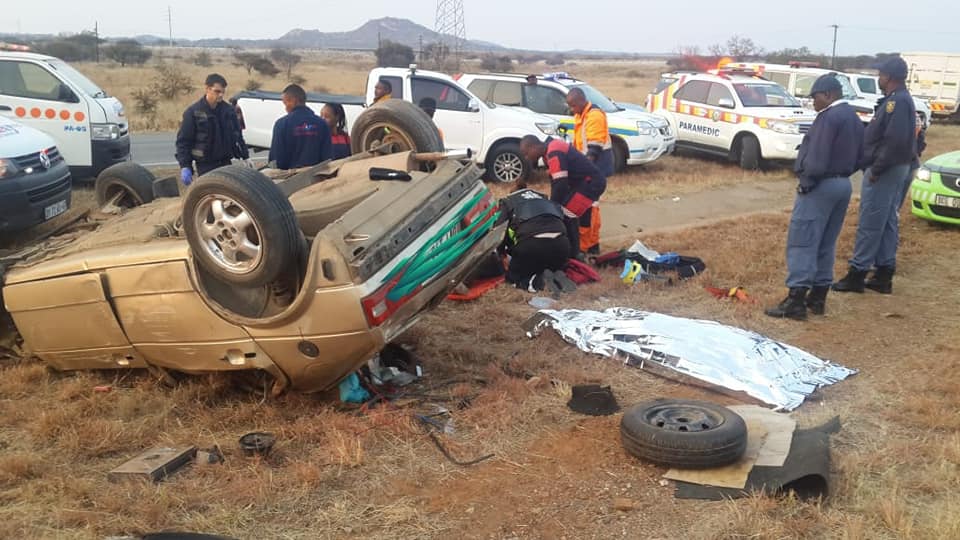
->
[194, 51, 213, 67]
[480, 55, 513, 72]
[152, 63, 194, 100]
[245, 79, 263, 91]
[375, 40, 415, 68]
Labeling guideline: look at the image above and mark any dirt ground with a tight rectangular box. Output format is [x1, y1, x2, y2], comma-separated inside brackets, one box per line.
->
[1, 53, 959, 539]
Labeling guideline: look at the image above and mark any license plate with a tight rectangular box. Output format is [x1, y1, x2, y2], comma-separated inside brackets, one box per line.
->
[44, 200, 67, 220]
[935, 194, 960, 209]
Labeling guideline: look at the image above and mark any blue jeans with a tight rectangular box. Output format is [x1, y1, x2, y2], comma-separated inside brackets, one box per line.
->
[786, 176, 852, 288]
[850, 164, 912, 271]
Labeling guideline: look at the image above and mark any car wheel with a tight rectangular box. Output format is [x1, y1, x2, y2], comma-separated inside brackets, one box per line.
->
[738, 135, 762, 170]
[620, 399, 748, 469]
[182, 164, 300, 288]
[350, 99, 443, 155]
[484, 141, 528, 183]
[612, 139, 628, 174]
[94, 162, 157, 208]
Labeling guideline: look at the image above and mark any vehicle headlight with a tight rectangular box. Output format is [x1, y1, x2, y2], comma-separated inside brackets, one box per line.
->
[768, 121, 799, 135]
[916, 167, 932, 182]
[636, 121, 656, 136]
[536, 121, 558, 136]
[91, 123, 121, 141]
[0, 158, 20, 179]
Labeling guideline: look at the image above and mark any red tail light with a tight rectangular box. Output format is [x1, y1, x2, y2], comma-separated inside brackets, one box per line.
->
[361, 273, 420, 327]
[453, 73, 463, 81]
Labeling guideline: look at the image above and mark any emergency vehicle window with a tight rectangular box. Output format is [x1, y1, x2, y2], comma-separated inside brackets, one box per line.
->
[794, 75, 817, 98]
[706, 83, 734, 107]
[733, 83, 800, 107]
[0, 61, 63, 101]
[411, 78, 471, 112]
[857, 77, 877, 95]
[766, 71, 791, 88]
[467, 79, 495, 102]
[673, 80, 710, 104]
[491, 82, 523, 106]
[523, 86, 569, 115]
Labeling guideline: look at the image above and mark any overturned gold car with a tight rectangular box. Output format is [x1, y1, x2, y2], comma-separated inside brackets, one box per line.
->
[1, 101, 503, 395]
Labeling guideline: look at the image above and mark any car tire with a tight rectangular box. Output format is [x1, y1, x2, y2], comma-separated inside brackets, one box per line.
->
[350, 99, 443, 155]
[620, 398, 748, 469]
[152, 176, 181, 199]
[94, 162, 157, 208]
[484, 141, 529, 183]
[738, 135, 762, 170]
[612, 139, 628, 174]
[182, 164, 300, 288]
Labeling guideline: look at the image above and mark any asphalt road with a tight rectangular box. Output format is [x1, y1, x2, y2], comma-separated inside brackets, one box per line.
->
[130, 131, 267, 166]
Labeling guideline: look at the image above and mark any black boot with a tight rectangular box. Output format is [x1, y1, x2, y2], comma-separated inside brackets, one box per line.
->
[865, 266, 895, 294]
[832, 267, 867, 293]
[806, 286, 829, 315]
[765, 288, 809, 321]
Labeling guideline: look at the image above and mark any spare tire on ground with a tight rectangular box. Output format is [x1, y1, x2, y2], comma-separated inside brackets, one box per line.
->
[620, 398, 748, 469]
[350, 99, 444, 156]
[181, 165, 300, 288]
[94, 162, 157, 208]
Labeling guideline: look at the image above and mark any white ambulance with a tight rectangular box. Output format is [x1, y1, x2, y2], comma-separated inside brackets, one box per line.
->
[646, 68, 816, 169]
[0, 48, 130, 179]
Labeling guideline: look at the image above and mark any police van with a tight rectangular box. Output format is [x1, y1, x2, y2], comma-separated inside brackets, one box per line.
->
[646, 68, 816, 169]
[0, 47, 130, 179]
[0, 115, 72, 232]
[456, 72, 675, 173]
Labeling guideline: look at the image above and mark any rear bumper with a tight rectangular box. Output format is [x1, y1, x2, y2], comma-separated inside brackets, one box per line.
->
[0, 162, 72, 232]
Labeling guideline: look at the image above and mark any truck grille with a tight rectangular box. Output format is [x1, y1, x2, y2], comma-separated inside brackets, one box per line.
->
[939, 173, 960, 194]
[26, 176, 71, 204]
[12, 147, 64, 170]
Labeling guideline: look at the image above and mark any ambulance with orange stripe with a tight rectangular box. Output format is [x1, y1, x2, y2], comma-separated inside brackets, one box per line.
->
[646, 66, 816, 169]
[0, 49, 130, 179]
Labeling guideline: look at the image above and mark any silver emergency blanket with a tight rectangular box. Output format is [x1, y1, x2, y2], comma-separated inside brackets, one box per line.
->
[526, 308, 856, 411]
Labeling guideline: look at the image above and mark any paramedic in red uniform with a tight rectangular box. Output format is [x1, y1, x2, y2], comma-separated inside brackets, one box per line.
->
[321, 103, 352, 160]
[520, 135, 606, 259]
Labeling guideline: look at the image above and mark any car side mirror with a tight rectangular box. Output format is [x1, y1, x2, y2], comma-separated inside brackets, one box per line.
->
[717, 98, 735, 109]
[57, 84, 79, 103]
[467, 98, 480, 113]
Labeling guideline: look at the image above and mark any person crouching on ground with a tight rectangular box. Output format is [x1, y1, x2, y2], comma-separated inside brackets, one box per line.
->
[498, 187, 570, 291]
[765, 75, 864, 320]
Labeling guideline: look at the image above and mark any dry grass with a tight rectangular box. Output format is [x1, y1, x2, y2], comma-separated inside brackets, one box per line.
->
[2, 203, 959, 539]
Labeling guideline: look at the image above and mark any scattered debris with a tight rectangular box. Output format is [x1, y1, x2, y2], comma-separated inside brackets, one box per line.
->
[529, 296, 558, 309]
[672, 197, 681, 202]
[93, 385, 112, 393]
[705, 286, 755, 303]
[525, 308, 857, 411]
[567, 384, 620, 416]
[613, 498, 639, 511]
[339, 372, 371, 403]
[196, 445, 225, 466]
[415, 414, 494, 467]
[882, 312, 904, 319]
[108, 447, 197, 483]
[238, 432, 275, 457]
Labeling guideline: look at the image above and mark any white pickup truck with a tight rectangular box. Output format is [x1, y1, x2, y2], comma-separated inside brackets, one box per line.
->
[236, 65, 560, 183]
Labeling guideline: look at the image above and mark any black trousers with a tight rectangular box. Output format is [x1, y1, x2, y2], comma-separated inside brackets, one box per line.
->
[506, 236, 570, 288]
[196, 158, 233, 176]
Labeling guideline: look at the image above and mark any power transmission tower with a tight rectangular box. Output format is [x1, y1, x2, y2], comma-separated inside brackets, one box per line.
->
[435, 0, 466, 69]
[830, 24, 839, 69]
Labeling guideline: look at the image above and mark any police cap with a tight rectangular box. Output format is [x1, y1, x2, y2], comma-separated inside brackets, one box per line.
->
[876, 57, 908, 80]
[809, 74, 842, 97]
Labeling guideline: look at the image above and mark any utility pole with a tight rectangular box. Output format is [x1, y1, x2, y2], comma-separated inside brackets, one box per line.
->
[94, 21, 99, 63]
[167, 6, 173, 48]
[830, 24, 839, 69]
[419, 34, 423, 64]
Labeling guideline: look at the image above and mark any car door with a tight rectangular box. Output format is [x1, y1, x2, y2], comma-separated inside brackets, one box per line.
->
[0, 59, 90, 167]
[522, 84, 571, 133]
[705, 82, 737, 151]
[410, 77, 482, 153]
[670, 80, 711, 146]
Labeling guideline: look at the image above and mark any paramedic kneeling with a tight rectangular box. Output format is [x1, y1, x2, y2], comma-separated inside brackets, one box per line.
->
[498, 188, 570, 291]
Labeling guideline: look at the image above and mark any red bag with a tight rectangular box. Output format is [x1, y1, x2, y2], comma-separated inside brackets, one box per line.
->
[564, 259, 601, 284]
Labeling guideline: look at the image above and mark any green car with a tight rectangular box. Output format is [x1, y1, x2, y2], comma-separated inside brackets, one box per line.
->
[910, 150, 960, 225]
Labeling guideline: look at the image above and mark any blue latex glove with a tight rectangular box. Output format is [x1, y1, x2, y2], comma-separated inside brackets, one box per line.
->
[180, 167, 193, 186]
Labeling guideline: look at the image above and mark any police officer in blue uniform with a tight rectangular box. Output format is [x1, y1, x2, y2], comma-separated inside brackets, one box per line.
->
[834, 57, 917, 294]
[268, 84, 332, 170]
[766, 75, 864, 320]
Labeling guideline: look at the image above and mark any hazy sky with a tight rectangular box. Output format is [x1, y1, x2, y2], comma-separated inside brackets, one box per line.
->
[4, 0, 959, 55]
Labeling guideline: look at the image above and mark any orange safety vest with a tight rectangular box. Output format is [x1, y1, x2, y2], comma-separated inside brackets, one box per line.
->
[573, 102, 611, 155]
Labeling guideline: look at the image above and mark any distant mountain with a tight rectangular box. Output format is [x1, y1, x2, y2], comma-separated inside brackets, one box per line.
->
[276, 17, 504, 51]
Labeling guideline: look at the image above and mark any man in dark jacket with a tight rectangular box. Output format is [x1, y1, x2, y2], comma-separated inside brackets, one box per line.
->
[834, 57, 917, 295]
[268, 84, 332, 170]
[766, 75, 864, 320]
[498, 188, 570, 291]
[175, 73, 249, 185]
